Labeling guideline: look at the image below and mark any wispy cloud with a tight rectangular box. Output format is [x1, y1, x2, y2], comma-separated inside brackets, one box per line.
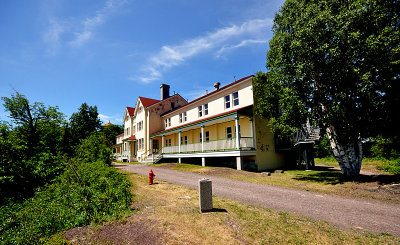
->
[215, 39, 267, 58]
[43, 0, 128, 53]
[135, 18, 272, 83]
[99, 113, 123, 123]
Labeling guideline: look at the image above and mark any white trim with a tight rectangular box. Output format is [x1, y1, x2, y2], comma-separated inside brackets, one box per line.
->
[162, 150, 256, 158]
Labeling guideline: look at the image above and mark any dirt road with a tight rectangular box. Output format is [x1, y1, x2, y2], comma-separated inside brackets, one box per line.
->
[114, 163, 400, 236]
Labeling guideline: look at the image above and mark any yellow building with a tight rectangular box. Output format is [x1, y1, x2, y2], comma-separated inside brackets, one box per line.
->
[114, 76, 291, 171]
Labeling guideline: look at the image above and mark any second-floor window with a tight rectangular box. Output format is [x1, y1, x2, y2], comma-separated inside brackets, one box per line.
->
[137, 121, 143, 131]
[164, 119, 168, 128]
[133, 125, 136, 134]
[168, 118, 171, 126]
[204, 103, 208, 115]
[226, 127, 232, 139]
[233, 91, 239, 106]
[198, 105, 203, 117]
[184, 112, 187, 122]
[225, 95, 231, 109]
[179, 113, 183, 123]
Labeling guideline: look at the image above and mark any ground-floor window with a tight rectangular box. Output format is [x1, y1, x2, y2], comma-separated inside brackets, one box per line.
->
[226, 127, 232, 139]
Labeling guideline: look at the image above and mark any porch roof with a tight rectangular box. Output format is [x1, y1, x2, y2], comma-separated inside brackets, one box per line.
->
[151, 105, 252, 137]
[122, 135, 136, 141]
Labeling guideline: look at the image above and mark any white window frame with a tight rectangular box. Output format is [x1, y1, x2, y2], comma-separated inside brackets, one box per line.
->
[179, 113, 183, 123]
[198, 105, 203, 117]
[204, 103, 208, 115]
[184, 112, 187, 122]
[168, 118, 171, 127]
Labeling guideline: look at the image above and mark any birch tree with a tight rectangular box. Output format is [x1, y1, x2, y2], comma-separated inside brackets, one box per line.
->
[254, 0, 400, 177]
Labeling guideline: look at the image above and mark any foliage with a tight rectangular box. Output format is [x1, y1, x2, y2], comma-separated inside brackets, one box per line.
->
[378, 158, 400, 174]
[313, 134, 332, 158]
[1, 94, 66, 204]
[100, 124, 123, 146]
[75, 132, 113, 166]
[254, 0, 400, 176]
[0, 160, 132, 244]
[370, 135, 400, 159]
[68, 102, 101, 148]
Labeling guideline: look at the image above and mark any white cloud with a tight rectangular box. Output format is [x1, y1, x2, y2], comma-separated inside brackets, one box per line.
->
[215, 39, 266, 58]
[43, 19, 67, 55]
[99, 113, 123, 123]
[136, 18, 272, 83]
[43, 0, 128, 53]
[69, 0, 128, 47]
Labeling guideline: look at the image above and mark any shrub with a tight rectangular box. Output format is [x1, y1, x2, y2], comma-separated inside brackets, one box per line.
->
[0, 160, 132, 244]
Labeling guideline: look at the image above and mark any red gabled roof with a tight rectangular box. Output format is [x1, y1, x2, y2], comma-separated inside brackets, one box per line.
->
[161, 75, 253, 117]
[126, 107, 135, 116]
[123, 135, 136, 141]
[139, 96, 160, 108]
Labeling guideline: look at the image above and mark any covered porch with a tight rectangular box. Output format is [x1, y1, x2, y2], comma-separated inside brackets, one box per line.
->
[150, 106, 256, 170]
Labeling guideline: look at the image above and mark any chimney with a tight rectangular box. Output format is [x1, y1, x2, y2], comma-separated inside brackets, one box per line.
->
[214, 82, 221, 90]
[160, 84, 170, 100]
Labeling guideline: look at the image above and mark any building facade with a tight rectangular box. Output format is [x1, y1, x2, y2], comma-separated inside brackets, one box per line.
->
[114, 76, 292, 171]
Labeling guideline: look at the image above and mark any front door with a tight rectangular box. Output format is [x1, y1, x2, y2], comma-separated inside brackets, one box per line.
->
[153, 140, 159, 153]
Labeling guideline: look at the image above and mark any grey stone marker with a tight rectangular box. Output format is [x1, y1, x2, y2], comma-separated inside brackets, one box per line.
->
[199, 178, 213, 212]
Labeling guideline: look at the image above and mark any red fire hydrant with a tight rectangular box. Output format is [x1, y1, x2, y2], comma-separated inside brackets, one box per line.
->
[149, 169, 155, 185]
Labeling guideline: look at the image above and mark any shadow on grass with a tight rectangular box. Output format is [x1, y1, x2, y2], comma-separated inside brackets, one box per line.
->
[201, 208, 228, 213]
[293, 168, 400, 185]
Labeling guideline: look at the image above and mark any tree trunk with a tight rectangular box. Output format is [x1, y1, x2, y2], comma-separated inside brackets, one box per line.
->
[326, 126, 362, 178]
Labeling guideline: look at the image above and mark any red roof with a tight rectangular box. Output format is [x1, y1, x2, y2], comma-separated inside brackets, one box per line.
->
[102, 122, 112, 126]
[126, 107, 135, 116]
[139, 96, 160, 108]
[123, 135, 136, 141]
[162, 75, 253, 117]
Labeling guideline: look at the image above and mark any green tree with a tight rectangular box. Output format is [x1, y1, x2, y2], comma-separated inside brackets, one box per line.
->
[254, 0, 400, 177]
[100, 124, 123, 146]
[1, 93, 66, 203]
[69, 103, 101, 147]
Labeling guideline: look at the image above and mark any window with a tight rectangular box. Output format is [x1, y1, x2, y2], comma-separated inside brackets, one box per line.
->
[226, 127, 232, 139]
[184, 112, 187, 122]
[225, 95, 231, 109]
[133, 125, 136, 134]
[199, 132, 202, 142]
[198, 105, 203, 117]
[184, 136, 188, 144]
[180, 136, 187, 144]
[168, 139, 171, 146]
[165, 139, 168, 146]
[168, 118, 171, 126]
[233, 91, 239, 106]
[165, 119, 168, 128]
[204, 103, 208, 115]
[205, 131, 210, 142]
[179, 113, 183, 123]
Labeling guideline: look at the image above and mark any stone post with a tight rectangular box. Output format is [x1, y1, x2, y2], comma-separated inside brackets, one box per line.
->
[199, 178, 213, 212]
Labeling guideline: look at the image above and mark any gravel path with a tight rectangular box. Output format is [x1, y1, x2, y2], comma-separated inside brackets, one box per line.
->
[114, 163, 400, 236]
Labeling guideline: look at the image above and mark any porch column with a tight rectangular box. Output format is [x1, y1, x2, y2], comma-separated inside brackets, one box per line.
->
[250, 117, 255, 148]
[201, 125, 205, 152]
[235, 116, 240, 150]
[162, 135, 165, 153]
[150, 138, 153, 161]
[236, 156, 243, 170]
[178, 131, 181, 153]
[202, 157, 206, 167]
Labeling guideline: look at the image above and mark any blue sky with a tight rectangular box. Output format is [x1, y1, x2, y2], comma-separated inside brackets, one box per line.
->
[0, 0, 285, 124]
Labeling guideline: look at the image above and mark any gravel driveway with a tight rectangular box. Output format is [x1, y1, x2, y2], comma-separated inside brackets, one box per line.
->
[114, 163, 400, 237]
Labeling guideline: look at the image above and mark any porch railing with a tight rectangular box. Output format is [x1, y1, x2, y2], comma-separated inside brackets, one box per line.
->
[161, 137, 254, 154]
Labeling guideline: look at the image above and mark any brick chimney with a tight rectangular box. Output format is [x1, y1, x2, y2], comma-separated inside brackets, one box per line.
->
[160, 84, 170, 100]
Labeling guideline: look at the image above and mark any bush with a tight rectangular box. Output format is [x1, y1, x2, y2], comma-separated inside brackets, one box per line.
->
[0, 160, 132, 244]
[378, 158, 400, 175]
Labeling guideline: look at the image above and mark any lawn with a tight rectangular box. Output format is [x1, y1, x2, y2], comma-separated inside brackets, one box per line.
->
[63, 172, 400, 244]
